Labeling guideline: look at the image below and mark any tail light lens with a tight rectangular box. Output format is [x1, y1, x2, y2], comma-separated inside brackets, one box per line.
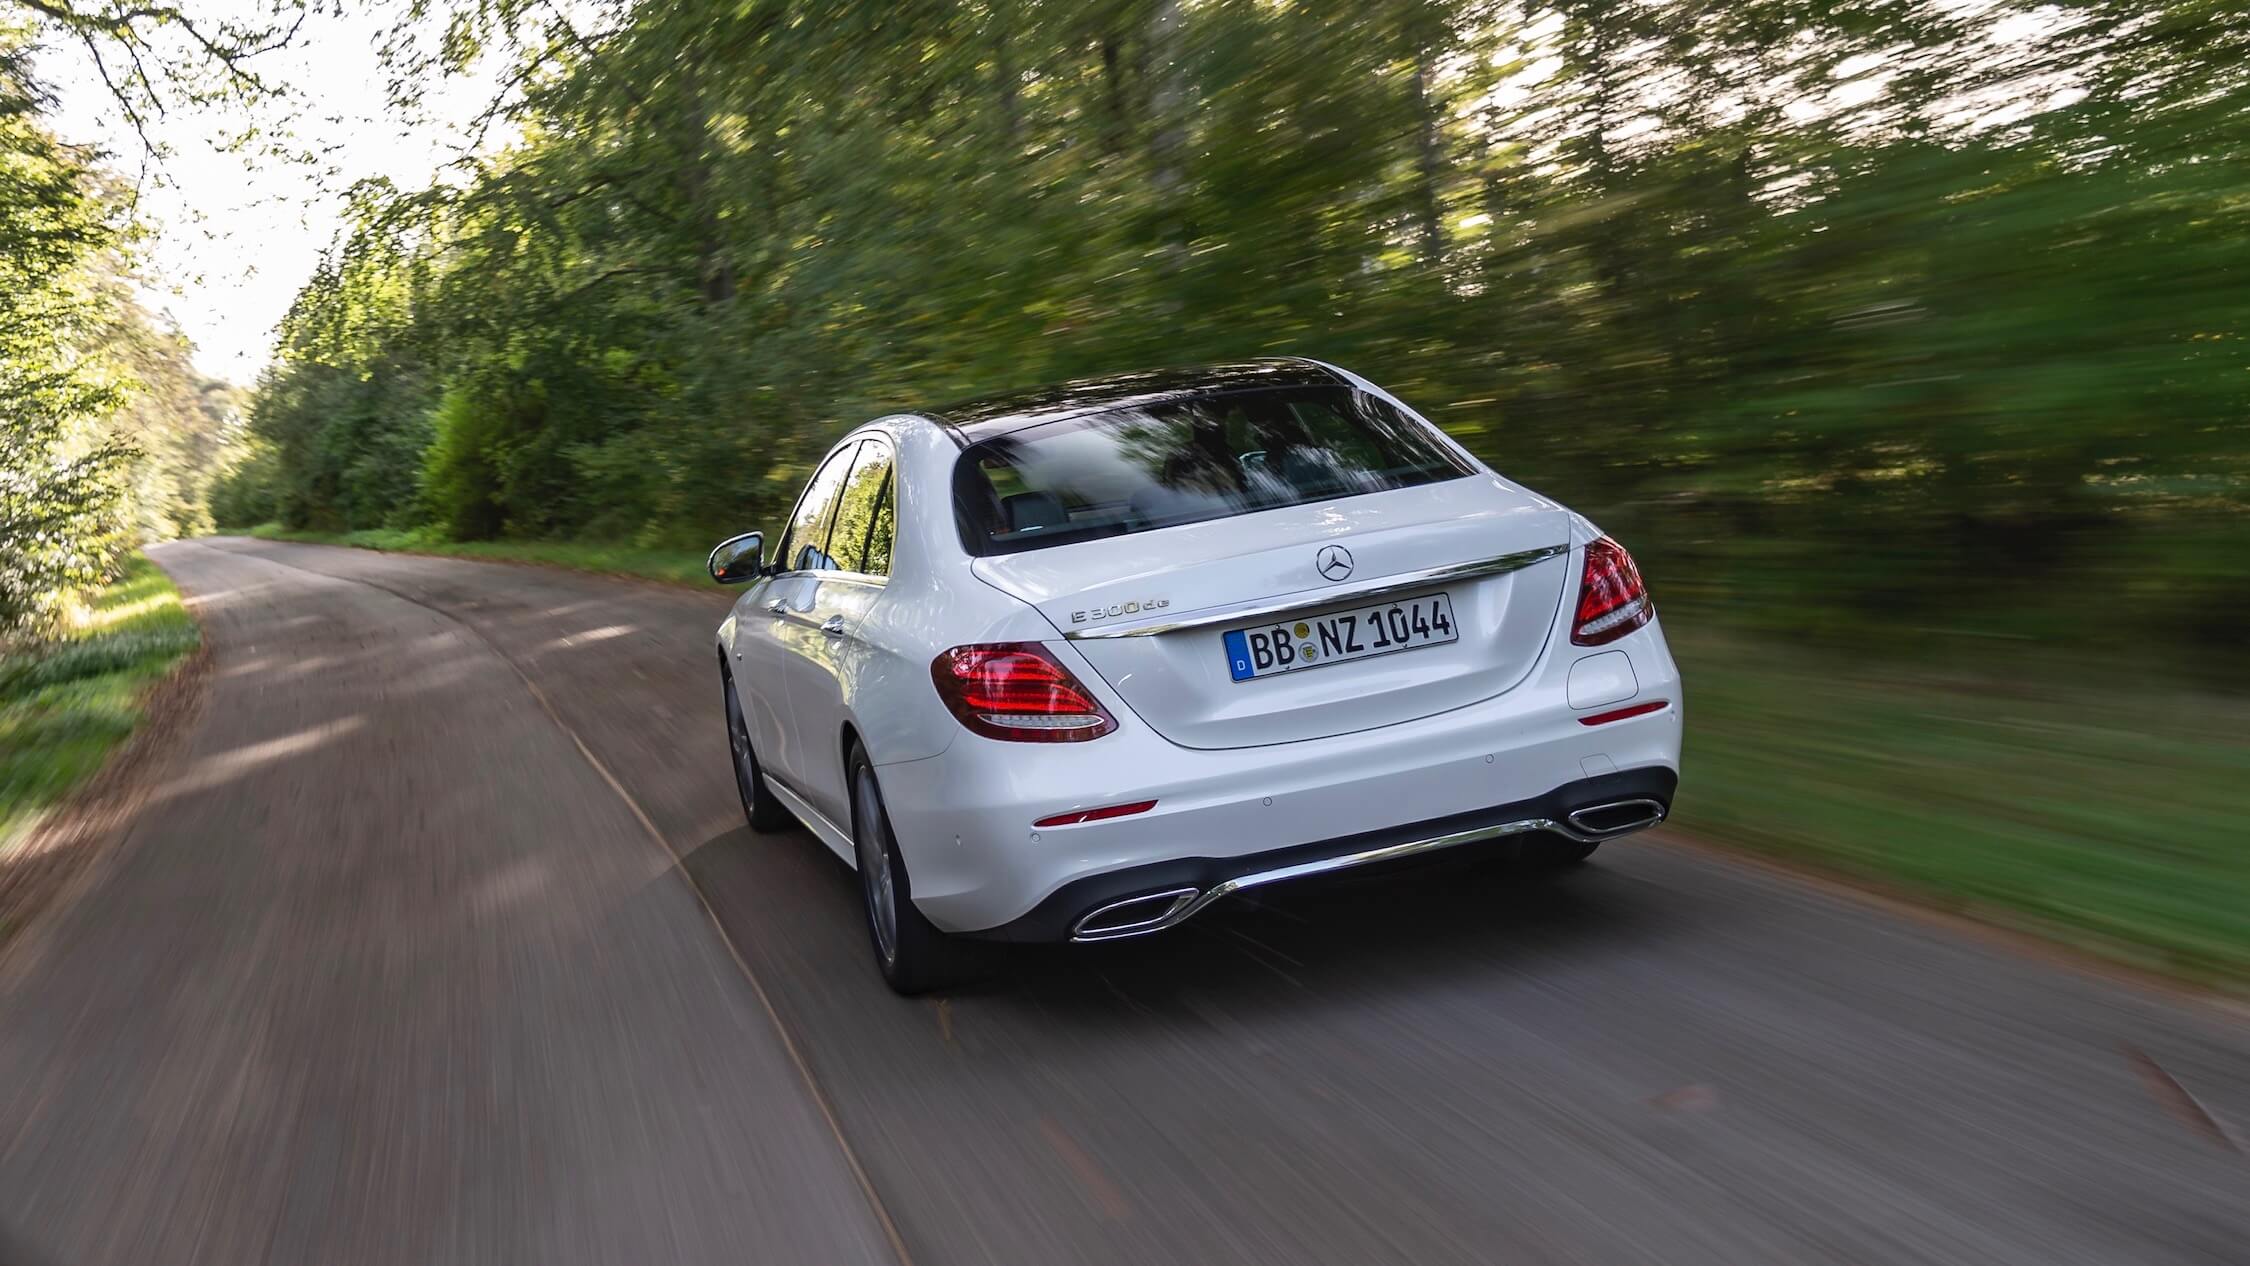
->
[931, 643, 1116, 742]
[1571, 537, 1653, 646]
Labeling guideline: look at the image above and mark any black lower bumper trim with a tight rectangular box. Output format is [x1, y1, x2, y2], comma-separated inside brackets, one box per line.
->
[961, 767, 1677, 944]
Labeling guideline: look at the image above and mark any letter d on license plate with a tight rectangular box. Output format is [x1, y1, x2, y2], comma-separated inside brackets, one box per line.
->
[1223, 592, 1457, 681]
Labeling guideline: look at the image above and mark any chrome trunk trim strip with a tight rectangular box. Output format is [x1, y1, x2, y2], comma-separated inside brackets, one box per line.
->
[1061, 544, 1569, 640]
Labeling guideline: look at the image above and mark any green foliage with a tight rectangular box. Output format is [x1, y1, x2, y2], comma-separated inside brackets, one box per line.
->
[419, 386, 508, 539]
[1, 34, 241, 641]
[1674, 627, 2250, 984]
[226, 0, 2249, 670]
[0, 37, 130, 638]
[206, 433, 281, 528]
[0, 553, 197, 847]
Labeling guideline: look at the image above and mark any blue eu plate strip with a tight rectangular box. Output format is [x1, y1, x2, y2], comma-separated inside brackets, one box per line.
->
[1223, 629, 1255, 681]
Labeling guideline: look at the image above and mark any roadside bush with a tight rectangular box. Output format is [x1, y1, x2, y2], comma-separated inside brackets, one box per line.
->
[419, 388, 510, 540]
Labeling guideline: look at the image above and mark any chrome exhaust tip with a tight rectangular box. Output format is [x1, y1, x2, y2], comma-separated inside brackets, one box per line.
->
[1564, 798, 1668, 838]
[1070, 888, 1200, 942]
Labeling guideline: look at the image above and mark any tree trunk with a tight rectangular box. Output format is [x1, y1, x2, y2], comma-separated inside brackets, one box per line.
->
[675, 59, 735, 306]
[994, 0, 1020, 147]
[1147, 0, 1188, 279]
[1409, 44, 1444, 271]
[1100, 35, 1128, 157]
[1570, 5, 1626, 298]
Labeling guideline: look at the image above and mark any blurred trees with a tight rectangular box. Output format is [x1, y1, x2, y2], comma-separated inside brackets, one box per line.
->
[2, 35, 124, 637]
[226, 0, 2249, 662]
[0, 27, 238, 640]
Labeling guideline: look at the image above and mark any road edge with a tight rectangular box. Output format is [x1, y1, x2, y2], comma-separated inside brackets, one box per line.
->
[208, 537, 918, 1265]
[210, 531, 711, 594]
[0, 608, 212, 976]
[1648, 827, 2250, 1022]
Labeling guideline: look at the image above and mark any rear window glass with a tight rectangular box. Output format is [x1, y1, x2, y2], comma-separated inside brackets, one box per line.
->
[953, 386, 1474, 556]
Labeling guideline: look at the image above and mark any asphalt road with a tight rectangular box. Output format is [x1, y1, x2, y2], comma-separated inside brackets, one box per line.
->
[3, 536, 2244, 1265]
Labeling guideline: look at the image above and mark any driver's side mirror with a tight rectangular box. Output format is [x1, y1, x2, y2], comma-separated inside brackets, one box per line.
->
[708, 531, 766, 584]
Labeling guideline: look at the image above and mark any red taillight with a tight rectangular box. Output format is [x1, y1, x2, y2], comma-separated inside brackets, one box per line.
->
[931, 643, 1117, 742]
[1571, 537, 1653, 646]
[1033, 800, 1157, 828]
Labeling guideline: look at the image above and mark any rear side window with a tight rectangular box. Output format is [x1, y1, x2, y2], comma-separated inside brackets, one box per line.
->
[780, 441, 862, 572]
[953, 386, 1474, 556]
[828, 438, 895, 577]
[864, 472, 895, 575]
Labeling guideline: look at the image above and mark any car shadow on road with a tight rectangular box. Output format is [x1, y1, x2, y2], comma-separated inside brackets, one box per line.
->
[1012, 852, 1674, 1022]
[683, 820, 1677, 1028]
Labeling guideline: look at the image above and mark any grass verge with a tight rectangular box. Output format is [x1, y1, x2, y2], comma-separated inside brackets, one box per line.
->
[1670, 628, 2250, 989]
[225, 524, 2249, 988]
[1, 554, 200, 851]
[237, 523, 710, 585]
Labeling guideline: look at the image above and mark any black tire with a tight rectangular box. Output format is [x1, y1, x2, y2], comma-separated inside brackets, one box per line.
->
[723, 672, 795, 833]
[848, 742, 973, 995]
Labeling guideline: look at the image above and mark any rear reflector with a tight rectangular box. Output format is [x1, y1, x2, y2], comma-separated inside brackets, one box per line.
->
[1033, 800, 1158, 828]
[931, 642, 1117, 742]
[1571, 537, 1654, 646]
[1579, 700, 1668, 726]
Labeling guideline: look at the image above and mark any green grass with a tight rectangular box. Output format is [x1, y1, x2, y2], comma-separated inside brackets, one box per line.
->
[1, 554, 200, 849]
[237, 523, 710, 585]
[1670, 628, 2250, 987]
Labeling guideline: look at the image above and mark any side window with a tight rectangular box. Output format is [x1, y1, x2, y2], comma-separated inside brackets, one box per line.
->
[864, 471, 895, 577]
[828, 438, 895, 577]
[779, 441, 862, 573]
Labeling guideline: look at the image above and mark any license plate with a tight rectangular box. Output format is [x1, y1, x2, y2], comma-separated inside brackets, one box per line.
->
[1223, 592, 1458, 681]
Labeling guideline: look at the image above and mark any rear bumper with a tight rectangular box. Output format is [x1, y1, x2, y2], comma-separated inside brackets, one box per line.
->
[963, 767, 1676, 943]
[872, 615, 1682, 937]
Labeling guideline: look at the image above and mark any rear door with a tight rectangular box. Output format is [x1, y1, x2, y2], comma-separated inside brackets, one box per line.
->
[787, 436, 897, 824]
[956, 385, 1574, 749]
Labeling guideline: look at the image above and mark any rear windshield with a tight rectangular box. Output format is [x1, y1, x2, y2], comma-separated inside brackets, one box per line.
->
[952, 386, 1475, 556]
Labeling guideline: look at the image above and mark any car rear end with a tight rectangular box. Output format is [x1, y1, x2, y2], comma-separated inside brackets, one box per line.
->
[890, 365, 1681, 940]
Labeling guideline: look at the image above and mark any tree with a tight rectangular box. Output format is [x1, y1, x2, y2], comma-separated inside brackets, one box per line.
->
[1, 24, 248, 638]
[1, 33, 130, 636]
[3, 0, 311, 161]
[227, 0, 2250, 663]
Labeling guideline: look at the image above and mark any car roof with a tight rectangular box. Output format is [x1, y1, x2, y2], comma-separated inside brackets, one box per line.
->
[920, 358, 1350, 444]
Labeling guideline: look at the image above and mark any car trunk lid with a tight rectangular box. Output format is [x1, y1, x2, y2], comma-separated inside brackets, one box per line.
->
[971, 476, 1573, 749]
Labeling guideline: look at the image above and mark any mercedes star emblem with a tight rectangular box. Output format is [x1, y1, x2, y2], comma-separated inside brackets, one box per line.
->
[1316, 544, 1354, 582]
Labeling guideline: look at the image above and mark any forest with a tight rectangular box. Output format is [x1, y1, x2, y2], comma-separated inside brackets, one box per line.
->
[198, 0, 2248, 670]
[4, 0, 2245, 667]
[1, 27, 233, 641]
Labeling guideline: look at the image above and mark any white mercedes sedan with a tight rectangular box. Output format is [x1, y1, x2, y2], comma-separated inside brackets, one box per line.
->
[710, 360, 1682, 992]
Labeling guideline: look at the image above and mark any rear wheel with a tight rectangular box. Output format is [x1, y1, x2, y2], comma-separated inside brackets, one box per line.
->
[723, 673, 794, 833]
[848, 742, 973, 995]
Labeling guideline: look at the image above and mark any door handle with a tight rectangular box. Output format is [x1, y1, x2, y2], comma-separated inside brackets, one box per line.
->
[820, 615, 848, 637]
[764, 599, 787, 615]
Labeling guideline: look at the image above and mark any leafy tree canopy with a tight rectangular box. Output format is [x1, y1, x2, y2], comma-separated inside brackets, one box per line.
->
[211, 0, 2250, 662]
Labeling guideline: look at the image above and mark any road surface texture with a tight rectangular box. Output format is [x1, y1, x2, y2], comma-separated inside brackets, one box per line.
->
[2, 536, 2244, 1265]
